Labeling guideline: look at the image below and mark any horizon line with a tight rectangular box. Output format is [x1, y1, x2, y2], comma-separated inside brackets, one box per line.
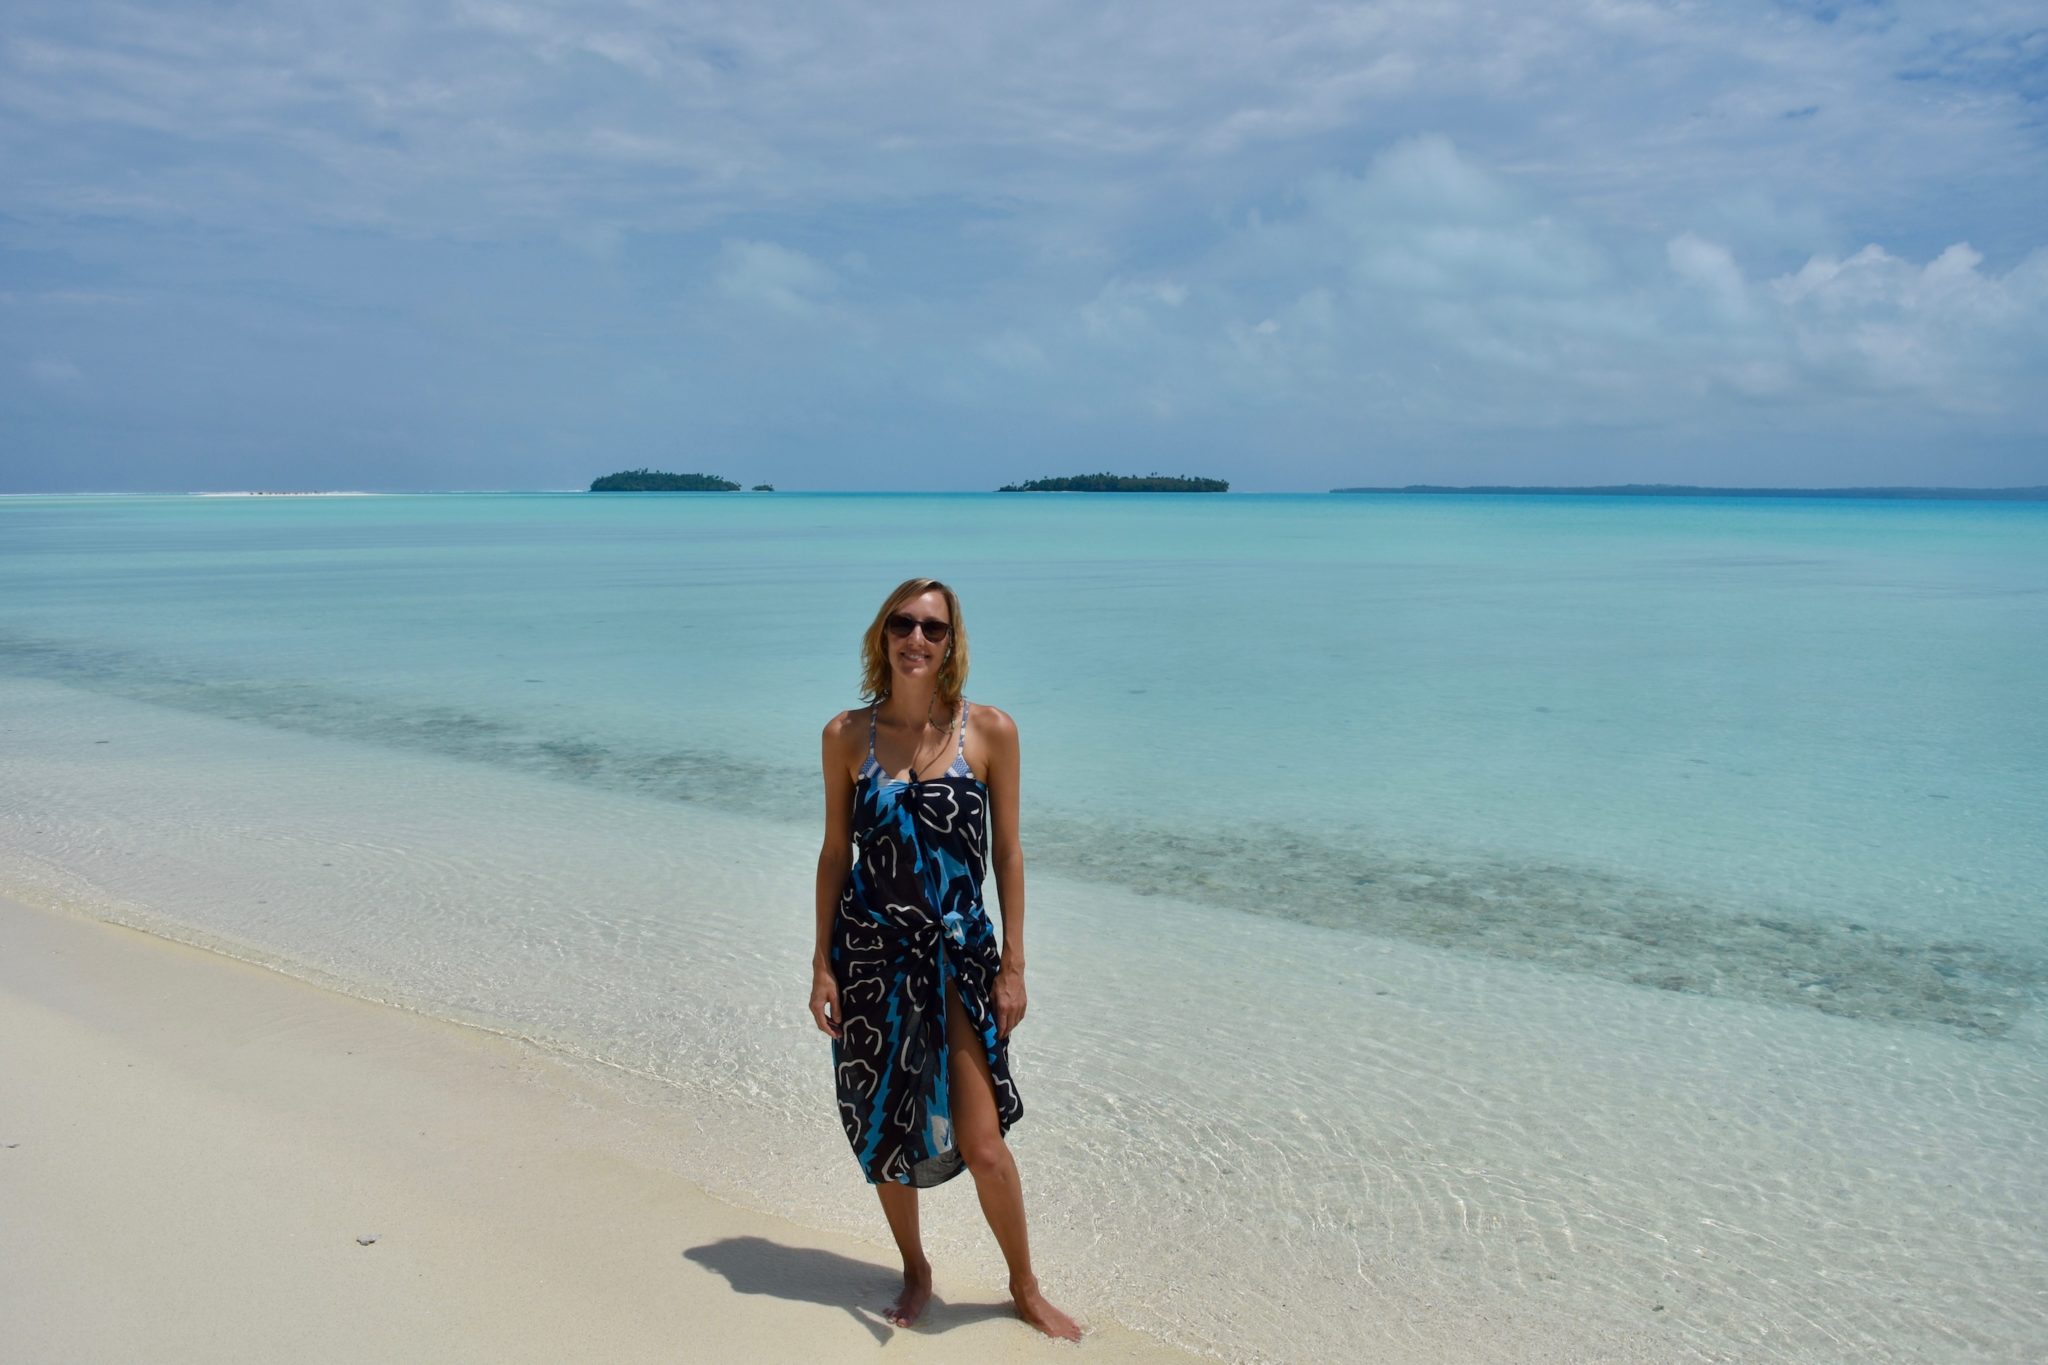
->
[4, 483, 2047, 500]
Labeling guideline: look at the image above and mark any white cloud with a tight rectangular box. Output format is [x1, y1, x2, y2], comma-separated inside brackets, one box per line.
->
[3, 0, 2041, 250]
[1767, 240, 2048, 408]
[1667, 233, 1750, 322]
[29, 357, 83, 386]
[1080, 278, 1189, 341]
[1005, 137, 2048, 442]
[978, 331, 1048, 370]
[714, 239, 836, 317]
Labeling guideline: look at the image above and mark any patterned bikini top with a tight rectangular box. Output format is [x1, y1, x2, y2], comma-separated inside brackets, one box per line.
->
[861, 700, 975, 785]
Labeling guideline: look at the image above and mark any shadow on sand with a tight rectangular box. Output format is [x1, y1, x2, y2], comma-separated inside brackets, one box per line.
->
[684, 1235, 1015, 1343]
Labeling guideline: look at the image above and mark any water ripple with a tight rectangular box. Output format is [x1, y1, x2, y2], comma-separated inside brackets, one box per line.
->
[5, 629, 2039, 1037]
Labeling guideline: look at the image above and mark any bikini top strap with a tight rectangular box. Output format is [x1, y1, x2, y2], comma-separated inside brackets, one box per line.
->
[865, 705, 879, 763]
[955, 700, 969, 762]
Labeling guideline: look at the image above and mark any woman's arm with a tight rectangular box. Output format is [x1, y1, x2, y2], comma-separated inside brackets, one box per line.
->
[980, 706, 1028, 1038]
[811, 713, 856, 1039]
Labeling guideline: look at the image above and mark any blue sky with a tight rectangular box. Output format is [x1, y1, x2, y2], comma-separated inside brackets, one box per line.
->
[3, 0, 2044, 492]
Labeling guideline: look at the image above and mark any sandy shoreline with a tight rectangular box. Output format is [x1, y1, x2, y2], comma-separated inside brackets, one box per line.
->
[0, 895, 1200, 1365]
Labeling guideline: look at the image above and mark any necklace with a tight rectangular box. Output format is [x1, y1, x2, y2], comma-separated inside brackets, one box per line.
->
[895, 695, 951, 785]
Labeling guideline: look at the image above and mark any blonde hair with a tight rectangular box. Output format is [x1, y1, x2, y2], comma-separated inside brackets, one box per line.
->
[860, 578, 968, 709]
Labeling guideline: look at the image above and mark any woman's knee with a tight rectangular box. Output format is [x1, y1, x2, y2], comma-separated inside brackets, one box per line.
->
[959, 1129, 1011, 1179]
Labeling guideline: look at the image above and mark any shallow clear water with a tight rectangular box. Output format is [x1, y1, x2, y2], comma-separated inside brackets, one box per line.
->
[3, 491, 2044, 1361]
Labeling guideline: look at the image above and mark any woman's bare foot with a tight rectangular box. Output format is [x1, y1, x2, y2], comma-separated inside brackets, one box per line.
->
[883, 1264, 934, 1327]
[1011, 1276, 1083, 1341]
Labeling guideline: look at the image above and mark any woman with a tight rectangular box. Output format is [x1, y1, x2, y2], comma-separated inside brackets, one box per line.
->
[810, 577, 1080, 1340]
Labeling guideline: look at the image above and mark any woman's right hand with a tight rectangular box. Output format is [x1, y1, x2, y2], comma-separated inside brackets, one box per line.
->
[809, 967, 841, 1039]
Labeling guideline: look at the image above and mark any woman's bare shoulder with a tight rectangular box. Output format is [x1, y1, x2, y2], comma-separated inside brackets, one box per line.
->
[822, 707, 870, 756]
[967, 701, 1018, 740]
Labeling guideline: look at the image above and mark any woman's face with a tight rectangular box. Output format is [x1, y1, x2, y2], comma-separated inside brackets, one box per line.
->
[886, 589, 952, 688]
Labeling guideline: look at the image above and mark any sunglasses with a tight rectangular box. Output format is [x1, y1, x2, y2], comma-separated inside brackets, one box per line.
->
[885, 612, 952, 644]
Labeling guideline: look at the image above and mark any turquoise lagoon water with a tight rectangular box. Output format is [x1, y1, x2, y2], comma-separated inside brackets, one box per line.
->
[2, 492, 2044, 1362]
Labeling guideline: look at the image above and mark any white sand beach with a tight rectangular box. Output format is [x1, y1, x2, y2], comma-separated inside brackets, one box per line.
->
[0, 895, 1200, 1365]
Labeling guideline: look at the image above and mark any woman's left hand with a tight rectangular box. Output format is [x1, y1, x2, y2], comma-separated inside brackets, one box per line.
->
[992, 966, 1026, 1038]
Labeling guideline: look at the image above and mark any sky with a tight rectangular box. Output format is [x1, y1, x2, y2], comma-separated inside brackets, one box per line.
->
[2, 0, 2045, 493]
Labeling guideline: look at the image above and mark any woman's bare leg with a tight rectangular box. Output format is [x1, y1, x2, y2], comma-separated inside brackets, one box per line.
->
[945, 978, 1082, 1340]
[874, 1181, 933, 1326]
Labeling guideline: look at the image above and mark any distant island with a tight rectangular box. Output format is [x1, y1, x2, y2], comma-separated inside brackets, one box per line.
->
[1331, 484, 2048, 502]
[589, 469, 741, 492]
[998, 473, 1229, 493]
